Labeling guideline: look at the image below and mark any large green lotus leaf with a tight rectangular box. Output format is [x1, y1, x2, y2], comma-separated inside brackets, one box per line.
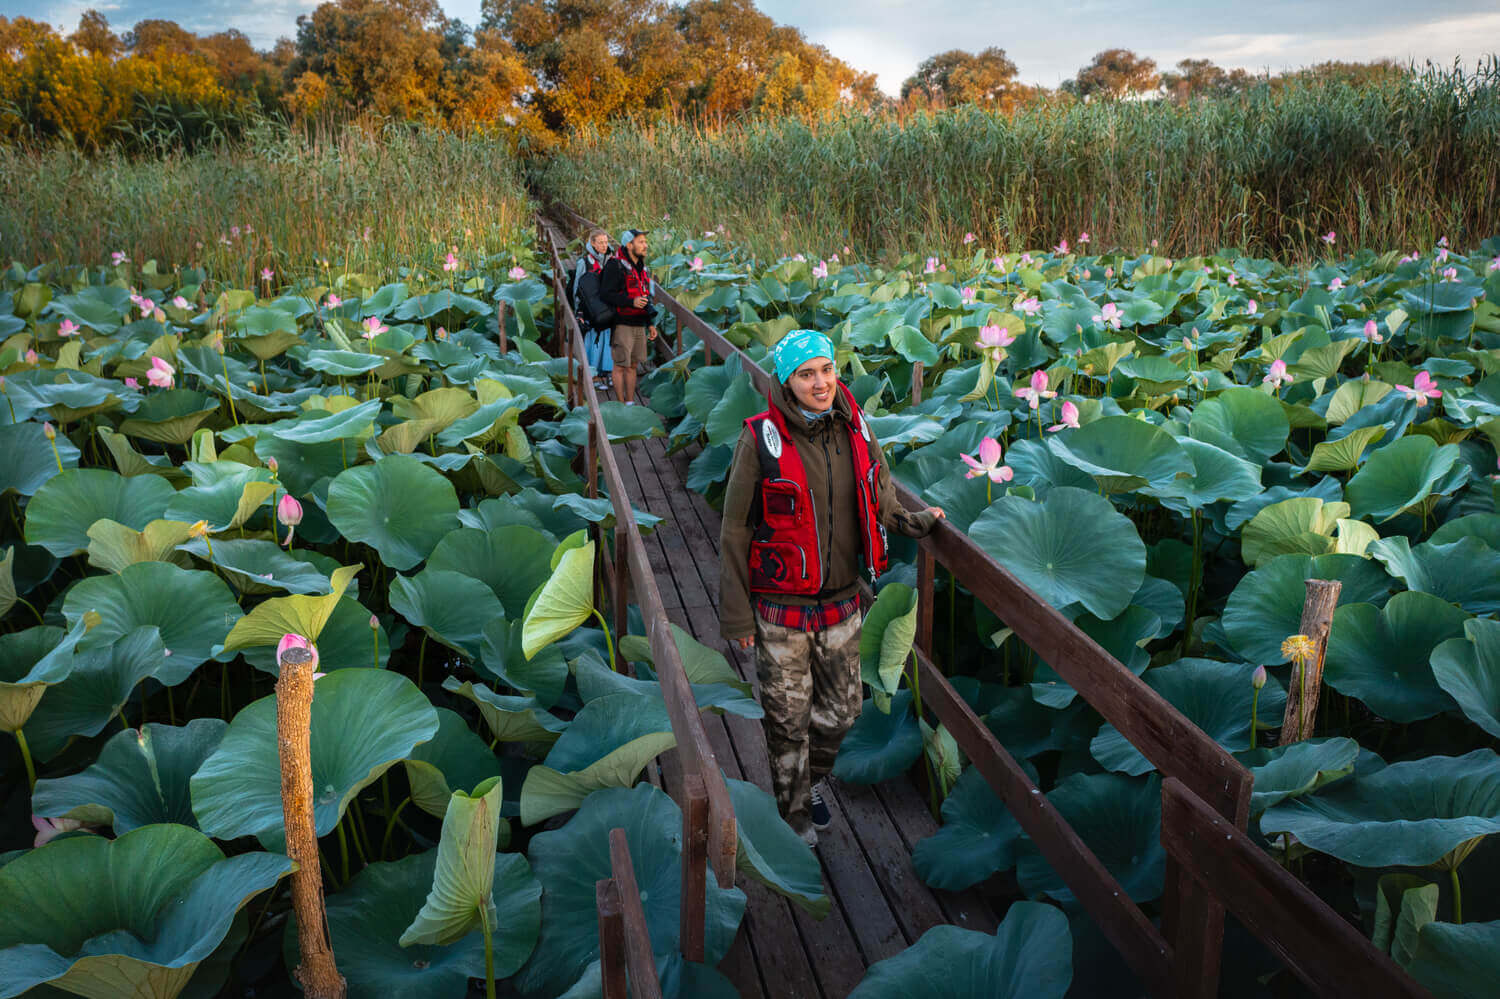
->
[404, 708, 505, 819]
[520, 540, 596, 659]
[0, 548, 12, 620]
[32, 719, 226, 833]
[698, 373, 763, 449]
[441, 677, 566, 745]
[240, 595, 387, 675]
[0, 619, 88, 732]
[1345, 435, 1468, 522]
[86, 518, 196, 573]
[558, 400, 665, 446]
[302, 349, 386, 376]
[1091, 660, 1286, 776]
[1017, 771, 1164, 908]
[617, 622, 752, 695]
[436, 397, 524, 446]
[1432, 618, 1500, 739]
[834, 691, 923, 784]
[25, 468, 176, 556]
[1368, 536, 1500, 615]
[191, 669, 438, 849]
[306, 850, 539, 999]
[117, 390, 220, 445]
[1222, 553, 1392, 665]
[162, 467, 275, 531]
[219, 564, 360, 658]
[558, 954, 739, 999]
[326, 455, 460, 570]
[572, 648, 763, 719]
[177, 538, 331, 595]
[1001, 436, 1099, 497]
[1323, 591, 1469, 723]
[519, 691, 677, 825]
[1239, 497, 1352, 568]
[63, 562, 242, 684]
[1235, 737, 1360, 817]
[725, 776, 828, 917]
[228, 397, 382, 445]
[478, 617, 567, 708]
[1143, 437, 1262, 513]
[0, 422, 80, 496]
[912, 765, 1024, 892]
[15, 627, 167, 760]
[515, 783, 745, 998]
[1403, 920, 1500, 999]
[1046, 416, 1194, 493]
[426, 525, 554, 618]
[969, 487, 1146, 620]
[1372, 874, 1439, 968]
[400, 777, 506, 946]
[1030, 604, 1159, 709]
[390, 568, 502, 658]
[1189, 386, 1291, 462]
[860, 582, 918, 696]
[1302, 424, 1386, 473]
[1429, 513, 1500, 548]
[847, 901, 1072, 999]
[0, 823, 290, 999]
[1260, 750, 1500, 868]
[550, 493, 665, 534]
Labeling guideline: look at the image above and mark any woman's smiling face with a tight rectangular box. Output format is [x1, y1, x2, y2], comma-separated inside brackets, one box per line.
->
[789, 356, 836, 412]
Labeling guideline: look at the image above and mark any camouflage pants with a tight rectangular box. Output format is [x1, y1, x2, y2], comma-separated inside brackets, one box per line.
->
[753, 609, 863, 832]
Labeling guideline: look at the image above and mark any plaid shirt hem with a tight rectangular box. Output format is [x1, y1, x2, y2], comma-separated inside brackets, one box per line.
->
[754, 595, 862, 632]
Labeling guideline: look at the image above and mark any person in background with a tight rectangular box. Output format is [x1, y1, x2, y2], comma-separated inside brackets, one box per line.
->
[718, 329, 946, 846]
[599, 228, 658, 405]
[573, 228, 612, 390]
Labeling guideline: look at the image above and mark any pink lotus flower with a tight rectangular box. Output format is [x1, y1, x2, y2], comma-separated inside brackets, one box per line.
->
[793, 253, 806, 262]
[924, 256, 940, 274]
[58, 319, 79, 337]
[275, 633, 324, 679]
[435, 326, 448, 341]
[977, 323, 1016, 363]
[1246, 299, 1258, 315]
[443, 252, 459, 272]
[261, 268, 274, 281]
[688, 256, 704, 272]
[1017, 296, 1041, 316]
[124, 377, 139, 389]
[1048, 400, 1081, 432]
[1150, 238, 1159, 248]
[963, 232, 976, 244]
[1078, 232, 1091, 244]
[230, 225, 240, 238]
[1321, 231, 1336, 245]
[325, 293, 342, 308]
[1226, 273, 1238, 286]
[32, 815, 95, 848]
[1054, 239, 1070, 254]
[1437, 247, 1450, 263]
[110, 250, 128, 265]
[1328, 278, 1343, 291]
[1396, 371, 1442, 407]
[24, 349, 37, 364]
[277, 493, 303, 547]
[1020, 253, 1034, 267]
[830, 254, 840, 263]
[137, 298, 154, 318]
[960, 286, 977, 304]
[361, 316, 387, 340]
[266, 457, 279, 475]
[991, 255, 1005, 269]
[1262, 359, 1292, 390]
[508, 266, 527, 280]
[1441, 267, 1458, 282]
[1093, 302, 1123, 330]
[170, 295, 190, 309]
[960, 437, 1013, 483]
[843, 245, 851, 255]
[811, 260, 828, 280]
[1363, 319, 1384, 343]
[1015, 370, 1057, 410]
[1104, 266, 1113, 278]
[146, 356, 174, 389]
[1487, 256, 1500, 272]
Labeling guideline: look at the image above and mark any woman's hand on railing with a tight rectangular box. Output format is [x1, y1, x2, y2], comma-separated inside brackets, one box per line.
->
[735, 635, 755, 650]
[928, 506, 946, 520]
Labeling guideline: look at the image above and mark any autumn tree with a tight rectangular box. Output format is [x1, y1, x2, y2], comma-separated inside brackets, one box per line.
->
[289, 0, 449, 118]
[1068, 48, 1159, 100]
[69, 9, 120, 58]
[901, 47, 1030, 111]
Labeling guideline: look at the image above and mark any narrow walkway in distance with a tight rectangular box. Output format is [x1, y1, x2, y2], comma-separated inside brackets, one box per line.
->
[606, 414, 999, 999]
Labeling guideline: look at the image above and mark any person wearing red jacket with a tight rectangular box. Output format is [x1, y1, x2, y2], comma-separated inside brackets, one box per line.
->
[719, 329, 944, 845]
[598, 228, 659, 405]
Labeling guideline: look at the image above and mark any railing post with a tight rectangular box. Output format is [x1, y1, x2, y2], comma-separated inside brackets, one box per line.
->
[911, 360, 924, 404]
[596, 878, 627, 999]
[1279, 579, 1342, 744]
[495, 300, 508, 355]
[610, 828, 664, 999]
[614, 529, 629, 655]
[915, 545, 935, 661]
[679, 775, 709, 963]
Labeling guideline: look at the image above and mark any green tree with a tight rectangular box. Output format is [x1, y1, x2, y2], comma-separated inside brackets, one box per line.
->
[1070, 48, 1159, 100]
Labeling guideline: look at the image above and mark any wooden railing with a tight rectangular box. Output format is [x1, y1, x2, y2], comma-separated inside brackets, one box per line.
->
[537, 202, 1429, 998]
[537, 220, 733, 986]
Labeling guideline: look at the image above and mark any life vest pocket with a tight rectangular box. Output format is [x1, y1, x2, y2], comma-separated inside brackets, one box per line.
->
[749, 539, 808, 588]
[761, 478, 803, 527]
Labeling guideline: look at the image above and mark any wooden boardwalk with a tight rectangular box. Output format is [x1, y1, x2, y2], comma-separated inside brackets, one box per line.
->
[607, 424, 999, 998]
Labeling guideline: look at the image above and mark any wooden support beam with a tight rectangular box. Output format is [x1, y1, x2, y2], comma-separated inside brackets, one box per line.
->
[611, 828, 664, 999]
[495, 300, 508, 356]
[679, 774, 709, 963]
[915, 547, 935, 660]
[911, 360, 924, 404]
[1279, 580, 1342, 744]
[597, 878, 628, 999]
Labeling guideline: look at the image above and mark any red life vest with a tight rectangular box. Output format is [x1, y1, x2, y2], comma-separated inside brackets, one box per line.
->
[615, 246, 652, 321]
[744, 381, 888, 595]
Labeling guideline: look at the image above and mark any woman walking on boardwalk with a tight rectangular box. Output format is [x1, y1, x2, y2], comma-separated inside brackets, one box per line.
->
[719, 329, 945, 846]
[572, 228, 613, 389]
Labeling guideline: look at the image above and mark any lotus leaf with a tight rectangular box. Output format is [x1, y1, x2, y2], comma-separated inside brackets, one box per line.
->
[162, 465, 275, 531]
[0, 421, 80, 496]
[1143, 437, 1262, 513]
[85, 518, 196, 572]
[1016, 773, 1164, 905]
[1372, 874, 1439, 968]
[969, 487, 1146, 620]
[1368, 536, 1500, 615]
[1345, 435, 1468, 522]
[725, 776, 828, 917]
[404, 708, 508, 819]
[847, 901, 1071, 999]
[177, 538, 332, 594]
[833, 691, 922, 784]
[0, 619, 88, 732]
[1240, 497, 1353, 567]
[1403, 920, 1500, 999]
[1235, 737, 1360, 816]
[239, 594, 387, 674]
[1323, 591, 1469, 722]
[117, 389, 220, 444]
[390, 568, 503, 657]
[521, 539, 596, 659]
[25, 468, 176, 556]
[427, 525, 554, 618]
[617, 622, 752, 695]
[441, 677, 566, 744]
[478, 617, 567, 708]
[515, 783, 745, 997]
[571, 647, 762, 719]
[1189, 386, 1290, 462]
[912, 765, 1023, 892]
[559, 400, 665, 446]
[326, 455, 461, 570]
[0, 823, 290, 999]
[32, 719, 226, 832]
[1260, 749, 1500, 868]
[227, 397, 383, 445]
[191, 668, 438, 848]
[1222, 553, 1392, 665]
[860, 582, 918, 696]
[19, 627, 167, 760]
[400, 776, 506, 947]
[1432, 618, 1500, 739]
[1030, 604, 1159, 708]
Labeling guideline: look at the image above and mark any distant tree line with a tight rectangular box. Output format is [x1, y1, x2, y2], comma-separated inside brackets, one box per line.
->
[0, 1, 1417, 151]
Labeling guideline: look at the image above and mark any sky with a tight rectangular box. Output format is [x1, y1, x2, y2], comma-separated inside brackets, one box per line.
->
[17, 0, 1500, 94]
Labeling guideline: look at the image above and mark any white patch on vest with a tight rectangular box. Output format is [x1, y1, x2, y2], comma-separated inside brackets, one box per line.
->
[761, 419, 783, 458]
[857, 414, 871, 441]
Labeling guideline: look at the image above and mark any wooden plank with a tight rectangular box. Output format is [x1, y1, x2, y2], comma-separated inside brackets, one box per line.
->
[597, 878, 628, 999]
[871, 780, 999, 933]
[609, 829, 664, 999]
[827, 778, 948, 944]
[1160, 778, 1431, 999]
[812, 791, 908, 965]
[680, 775, 709, 962]
[1164, 855, 1223, 999]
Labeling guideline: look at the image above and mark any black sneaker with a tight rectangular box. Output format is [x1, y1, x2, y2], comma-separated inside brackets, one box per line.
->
[809, 780, 831, 830]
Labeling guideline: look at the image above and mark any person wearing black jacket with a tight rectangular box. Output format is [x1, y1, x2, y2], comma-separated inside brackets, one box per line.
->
[599, 228, 658, 406]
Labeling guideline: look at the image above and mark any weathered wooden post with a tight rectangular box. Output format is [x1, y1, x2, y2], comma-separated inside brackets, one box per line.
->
[276, 643, 345, 999]
[610, 828, 664, 999]
[1279, 579, 1342, 744]
[679, 775, 709, 963]
[597, 878, 627, 999]
[915, 546, 935, 661]
[495, 300, 508, 356]
[614, 531, 630, 659]
[911, 360, 924, 405]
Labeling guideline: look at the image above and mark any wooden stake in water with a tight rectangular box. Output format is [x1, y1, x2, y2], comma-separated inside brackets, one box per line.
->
[277, 644, 346, 999]
[1278, 580, 1341, 744]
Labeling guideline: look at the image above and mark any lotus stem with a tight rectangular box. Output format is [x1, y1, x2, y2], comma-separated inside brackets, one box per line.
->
[259, 357, 269, 394]
[219, 355, 240, 427]
[380, 796, 411, 860]
[1186, 510, 1203, 651]
[480, 903, 497, 999]
[591, 608, 617, 673]
[417, 634, 428, 689]
[371, 629, 380, 671]
[336, 815, 350, 885]
[1451, 867, 1463, 924]
[46, 433, 63, 474]
[14, 595, 44, 626]
[1249, 687, 1261, 750]
[13, 729, 37, 792]
[348, 800, 371, 868]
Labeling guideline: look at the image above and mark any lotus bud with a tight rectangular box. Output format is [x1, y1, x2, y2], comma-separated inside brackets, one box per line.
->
[277, 494, 303, 527]
[276, 633, 321, 679]
[1252, 665, 1267, 690]
[42, 422, 55, 440]
[369, 614, 379, 630]
[188, 520, 210, 538]
[265, 456, 279, 476]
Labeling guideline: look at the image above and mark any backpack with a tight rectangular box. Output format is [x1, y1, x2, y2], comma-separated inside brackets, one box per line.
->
[575, 268, 616, 330]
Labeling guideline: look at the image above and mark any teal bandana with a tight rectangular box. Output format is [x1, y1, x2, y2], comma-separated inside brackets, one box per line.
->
[773, 329, 835, 384]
